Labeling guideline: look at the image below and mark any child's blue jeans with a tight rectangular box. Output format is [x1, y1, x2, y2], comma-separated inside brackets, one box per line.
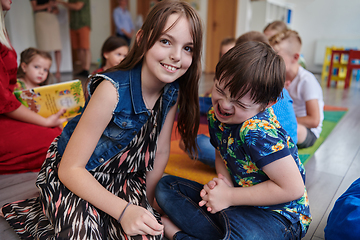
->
[156, 175, 302, 240]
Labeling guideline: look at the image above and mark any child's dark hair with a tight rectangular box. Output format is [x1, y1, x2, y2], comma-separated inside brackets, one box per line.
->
[100, 36, 128, 68]
[109, 0, 203, 154]
[219, 37, 236, 58]
[17, 47, 52, 86]
[215, 41, 285, 107]
[236, 31, 269, 46]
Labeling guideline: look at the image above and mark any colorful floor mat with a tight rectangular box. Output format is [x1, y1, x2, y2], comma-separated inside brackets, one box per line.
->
[164, 106, 348, 184]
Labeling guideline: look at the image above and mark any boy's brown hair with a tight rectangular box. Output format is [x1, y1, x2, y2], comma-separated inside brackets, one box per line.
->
[236, 31, 269, 46]
[215, 41, 285, 106]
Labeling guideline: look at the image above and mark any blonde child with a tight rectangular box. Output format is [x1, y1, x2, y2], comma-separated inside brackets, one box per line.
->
[15, 47, 52, 90]
[92, 36, 129, 74]
[263, 20, 287, 39]
[2, 1, 203, 239]
[270, 30, 324, 149]
[156, 41, 311, 239]
[0, 1, 66, 174]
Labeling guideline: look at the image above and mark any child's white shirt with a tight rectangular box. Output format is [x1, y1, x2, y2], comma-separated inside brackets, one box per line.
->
[287, 66, 324, 138]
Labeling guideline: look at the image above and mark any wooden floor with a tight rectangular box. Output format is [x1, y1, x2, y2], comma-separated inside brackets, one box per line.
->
[1, 71, 360, 239]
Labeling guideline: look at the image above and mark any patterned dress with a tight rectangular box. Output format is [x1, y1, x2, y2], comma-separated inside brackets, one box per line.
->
[3, 95, 164, 240]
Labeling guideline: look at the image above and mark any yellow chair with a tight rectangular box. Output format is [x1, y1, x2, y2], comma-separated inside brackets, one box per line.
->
[321, 46, 344, 83]
[327, 50, 349, 88]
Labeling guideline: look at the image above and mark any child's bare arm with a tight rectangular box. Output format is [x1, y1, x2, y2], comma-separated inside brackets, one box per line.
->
[201, 155, 305, 213]
[5, 104, 67, 127]
[297, 99, 320, 128]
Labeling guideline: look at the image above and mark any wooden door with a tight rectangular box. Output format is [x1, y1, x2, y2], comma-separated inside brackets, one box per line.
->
[205, 0, 237, 73]
[110, 0, 118, 36]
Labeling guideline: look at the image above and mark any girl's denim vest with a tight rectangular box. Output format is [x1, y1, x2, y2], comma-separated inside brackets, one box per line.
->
[57, 64, 179, 170]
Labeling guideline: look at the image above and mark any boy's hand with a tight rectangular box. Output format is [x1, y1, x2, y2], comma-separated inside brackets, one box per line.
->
[120, 204, 164, 236]
[200, 178, 232, 213]
[199, 174, 232, 213]
[45, 108, 67, 127]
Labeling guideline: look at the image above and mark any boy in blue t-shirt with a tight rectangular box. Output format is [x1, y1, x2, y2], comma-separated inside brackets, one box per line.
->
[156, 41, 311, 240]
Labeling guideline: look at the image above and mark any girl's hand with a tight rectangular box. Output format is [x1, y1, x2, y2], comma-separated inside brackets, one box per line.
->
[199, 177, 232, 214]
[120, 204, 164, 236]
[45, 108, 67, 127]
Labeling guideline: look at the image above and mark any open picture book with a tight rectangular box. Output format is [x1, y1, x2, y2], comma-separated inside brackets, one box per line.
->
[14, 80, 85, 119]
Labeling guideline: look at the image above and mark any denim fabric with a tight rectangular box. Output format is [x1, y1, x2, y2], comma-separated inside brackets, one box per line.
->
[192, 134, 216, 167]
[156, 176, 302, 240]
[58, 63, 179, 170]
[199, 96, 212, 115]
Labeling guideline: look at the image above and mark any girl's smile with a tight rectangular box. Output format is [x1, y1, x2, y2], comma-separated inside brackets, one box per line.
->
[141, 13, 193, 88]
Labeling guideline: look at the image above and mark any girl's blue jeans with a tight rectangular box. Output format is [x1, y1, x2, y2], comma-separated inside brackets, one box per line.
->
[156, 175, 302, 240]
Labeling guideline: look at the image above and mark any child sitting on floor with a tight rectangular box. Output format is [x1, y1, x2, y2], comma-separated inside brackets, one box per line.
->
[181, 31, 298, 168]
[270, 30, 324, 149]
[15, 47, 53, 90]
[92, 36, 129, 75]
[156, 41, 311, 239]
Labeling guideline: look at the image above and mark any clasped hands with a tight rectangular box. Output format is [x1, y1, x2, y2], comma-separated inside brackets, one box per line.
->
[199, 173, 233, 214]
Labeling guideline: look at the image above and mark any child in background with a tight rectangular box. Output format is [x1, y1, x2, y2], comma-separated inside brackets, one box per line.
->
[15, 47, 52, 90]
[181, 31, 298, 168]
[202, 37, 235, 97]
[264, 20, 307, 69]
[0, 1, 66, 175]
[2, 1, 203, 239]
[156, 41, 311, 239]
[87, 36, 129, 100]
[263, 20, 287, 39]
[92, 36, 129, 74]
[270, 30, 324, 149]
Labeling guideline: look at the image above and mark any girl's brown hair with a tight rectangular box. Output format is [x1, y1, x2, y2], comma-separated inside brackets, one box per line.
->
[108, 0, 203, 154]
[17, 47, 52, 86]
[216, 41, 285, 107]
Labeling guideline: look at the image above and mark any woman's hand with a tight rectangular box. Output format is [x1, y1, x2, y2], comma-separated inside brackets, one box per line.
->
[120, 204, 164, 236]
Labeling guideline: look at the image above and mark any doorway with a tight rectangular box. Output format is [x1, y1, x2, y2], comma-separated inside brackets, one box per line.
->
[205, 0, 237, 73]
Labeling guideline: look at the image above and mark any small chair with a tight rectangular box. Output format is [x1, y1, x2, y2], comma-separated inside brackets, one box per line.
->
[344, 50, 360, 88]
[327, 49, 349, 88]
[321, 46, 344, 83]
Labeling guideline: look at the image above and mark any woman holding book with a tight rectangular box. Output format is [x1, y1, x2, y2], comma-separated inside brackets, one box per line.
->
[0, 0, 66, 174]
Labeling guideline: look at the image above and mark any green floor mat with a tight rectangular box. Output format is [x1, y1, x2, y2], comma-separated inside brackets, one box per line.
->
[299, 110, 347, 165]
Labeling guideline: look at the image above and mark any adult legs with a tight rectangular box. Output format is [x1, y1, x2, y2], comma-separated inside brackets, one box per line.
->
[54, 50, 61, 81]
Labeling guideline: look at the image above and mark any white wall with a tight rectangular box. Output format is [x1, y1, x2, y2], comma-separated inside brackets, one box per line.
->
[90, 0, 111, 65]
[8, 0, 359, 74]
[5, 1, 73, 73]
[289, 0, 360, 73]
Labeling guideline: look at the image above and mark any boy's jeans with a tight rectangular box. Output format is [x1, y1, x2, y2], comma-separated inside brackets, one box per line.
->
[156, 175, 302, 240]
